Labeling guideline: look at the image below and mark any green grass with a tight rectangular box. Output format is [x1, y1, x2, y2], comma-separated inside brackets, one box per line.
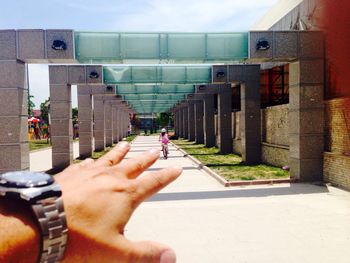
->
[29, 140, 51, 151]
[124, 134, 137, 143]
[172, 139, 289, 181]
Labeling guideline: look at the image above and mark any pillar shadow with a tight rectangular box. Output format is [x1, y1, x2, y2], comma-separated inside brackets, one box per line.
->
[147, 166, 199, 172]
[146, 184, 329, 202]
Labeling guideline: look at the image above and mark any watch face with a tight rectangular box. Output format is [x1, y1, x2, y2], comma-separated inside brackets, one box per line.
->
[0, 171, 54, 188]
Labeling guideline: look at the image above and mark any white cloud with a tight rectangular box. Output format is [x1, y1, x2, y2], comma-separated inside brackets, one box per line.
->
[26, 0, 278, 110]
[113, 0, 279, 31]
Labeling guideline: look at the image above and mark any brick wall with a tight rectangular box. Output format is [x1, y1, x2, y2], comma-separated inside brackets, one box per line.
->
[324, 98, 350, 190]
[261, 104, 289, 167]
[262, 104, 289, 146]
[231, 105, 289, 166]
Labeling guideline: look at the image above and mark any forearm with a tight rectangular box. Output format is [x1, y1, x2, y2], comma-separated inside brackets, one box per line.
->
[0, 198, 39, 263]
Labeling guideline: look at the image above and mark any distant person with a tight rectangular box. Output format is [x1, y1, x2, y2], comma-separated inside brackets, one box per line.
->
[34, 124, 40, 140]
[159, 128, 170, 159]
[73, 122, 79, 139]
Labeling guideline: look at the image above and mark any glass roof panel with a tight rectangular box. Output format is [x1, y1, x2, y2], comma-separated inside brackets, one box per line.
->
[103, 65, 211, 84]
[116, 84, 195, 94]
[75, 32, 248, 63]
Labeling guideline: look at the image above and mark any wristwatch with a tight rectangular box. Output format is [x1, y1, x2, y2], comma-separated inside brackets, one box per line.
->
[0, 171, 68, 263]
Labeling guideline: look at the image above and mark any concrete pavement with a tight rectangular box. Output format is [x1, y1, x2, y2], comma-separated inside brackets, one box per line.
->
[30, 141, 80, 172]
[125, 136, 350, 263]
[28, 135, 350, 262]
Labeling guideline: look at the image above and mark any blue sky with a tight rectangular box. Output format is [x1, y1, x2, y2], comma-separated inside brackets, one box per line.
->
[0, 0, 279, 107]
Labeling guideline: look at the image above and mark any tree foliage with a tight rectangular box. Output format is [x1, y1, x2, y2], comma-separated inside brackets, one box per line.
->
[40, 98, 50, 124]
[72, 107, 78, 122]
[155, 112, 173, 128]
[28, 94, 35, 116]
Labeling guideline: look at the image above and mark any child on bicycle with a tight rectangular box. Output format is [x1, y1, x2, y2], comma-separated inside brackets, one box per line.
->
[159, 128, 169, 159]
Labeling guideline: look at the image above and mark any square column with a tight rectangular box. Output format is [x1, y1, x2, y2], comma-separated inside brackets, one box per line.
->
[289, 59, 324, 181]
[49, 66, 73, 170]
[118, 110, 123, 141]
[104, 101, 113, 147]
[177, 109, 183, 138]
[194, 100, 204, 144]
[93, 95, 105, 151]
[0, 59, 29, 173]
[218, 89, 232, 154]
[182, 106, 189, 139]
[240, 82, 261, 164]
[188, 102, 195, 141]
[203, 94, 216, 147]
[112, 105, 119, 144]
[226, 65, 262, 164]
[173, 110, 178, 137]
[77, 86, 93, 158]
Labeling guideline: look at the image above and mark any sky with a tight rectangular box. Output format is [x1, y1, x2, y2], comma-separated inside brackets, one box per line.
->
[0, 0, 279, 108]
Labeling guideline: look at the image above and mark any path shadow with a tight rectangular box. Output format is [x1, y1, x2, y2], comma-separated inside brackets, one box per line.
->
[147, 166, 198, 172]
[146, 184, 329, 202]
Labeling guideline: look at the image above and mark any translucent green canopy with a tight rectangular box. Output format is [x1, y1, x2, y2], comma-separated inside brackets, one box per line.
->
[115, 84, 195, 94]
[115, 84, 193, 113]
[103, 65, 211, 84]
[75, 32, 248, 63]
[128, 101, 177, 114]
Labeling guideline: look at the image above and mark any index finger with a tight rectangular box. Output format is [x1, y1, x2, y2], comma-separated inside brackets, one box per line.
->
[133, 166, 182, 203]
[94, 142, 130, 167]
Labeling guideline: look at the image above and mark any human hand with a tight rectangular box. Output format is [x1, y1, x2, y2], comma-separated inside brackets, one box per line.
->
[55, 142, 182, 263]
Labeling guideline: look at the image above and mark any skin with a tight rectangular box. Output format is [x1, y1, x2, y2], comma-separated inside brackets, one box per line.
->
[0, 142, 182, 263]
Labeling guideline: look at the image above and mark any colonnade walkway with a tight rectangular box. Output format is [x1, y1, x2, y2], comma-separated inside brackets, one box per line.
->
[28, 136, 350, 262]
[125, 136, 350, 263]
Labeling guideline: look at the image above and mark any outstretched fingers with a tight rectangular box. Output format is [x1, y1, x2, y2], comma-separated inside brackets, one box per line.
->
[111, 148, 160, 179]
[94, 142, 130, 167]
[134, 166, 182, 203]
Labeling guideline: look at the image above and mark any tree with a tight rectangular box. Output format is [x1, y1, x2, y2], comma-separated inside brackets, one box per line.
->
[72, 107, 78, 122]
[28, 94, 35, 116]
[155, 112, 173, 128]
[40, 98, 50, 124]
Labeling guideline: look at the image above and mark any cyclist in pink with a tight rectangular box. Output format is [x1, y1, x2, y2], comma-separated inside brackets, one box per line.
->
[159, 128, 169, 159]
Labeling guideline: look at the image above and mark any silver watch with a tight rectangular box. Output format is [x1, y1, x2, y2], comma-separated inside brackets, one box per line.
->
[0, 171, 68, 263]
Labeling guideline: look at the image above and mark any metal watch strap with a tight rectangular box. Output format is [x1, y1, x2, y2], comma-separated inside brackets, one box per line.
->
[32, 197, 68, 263]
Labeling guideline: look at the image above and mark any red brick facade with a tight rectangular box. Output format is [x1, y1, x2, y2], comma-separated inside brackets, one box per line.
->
[324, 98, 350, 190]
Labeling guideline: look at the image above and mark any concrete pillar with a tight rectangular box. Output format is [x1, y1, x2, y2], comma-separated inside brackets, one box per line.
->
[227, 65, 261, 164]
[93, 95, 105, 151]
[112, 105, 119, 144]
[203, 94, 215, 147]
[182, 106, 189, 139]
[188, 102, 195, 141]
[118, 110, 123, 141]
[104, 101, 113, 147]
[77, 86, 93, 158]
[49, 66, 73, 170]
[217, 88, 233, 154]
[289, 59, 324, 181]
[194, 100, 204, 144]
[173, 110, 178, 137]
[178, 109, 183, 138]
[0, 58, 29, 173]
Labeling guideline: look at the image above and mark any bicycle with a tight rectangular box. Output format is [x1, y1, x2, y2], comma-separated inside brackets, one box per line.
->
[162, 143, 169, 159]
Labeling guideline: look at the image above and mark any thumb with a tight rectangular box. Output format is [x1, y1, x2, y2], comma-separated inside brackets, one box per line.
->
[125, 240, 176, 263]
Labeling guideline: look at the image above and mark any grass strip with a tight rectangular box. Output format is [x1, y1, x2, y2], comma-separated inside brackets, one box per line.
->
[173, 139, 289, 181]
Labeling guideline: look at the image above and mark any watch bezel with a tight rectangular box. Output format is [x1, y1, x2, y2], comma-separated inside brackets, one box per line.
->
[0, 171, 54, 188]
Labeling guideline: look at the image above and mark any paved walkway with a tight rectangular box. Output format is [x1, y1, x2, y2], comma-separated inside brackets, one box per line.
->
[30, 141, 80, 172]
[29, 136, 350, 262]
[125, 136, 350, 263]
